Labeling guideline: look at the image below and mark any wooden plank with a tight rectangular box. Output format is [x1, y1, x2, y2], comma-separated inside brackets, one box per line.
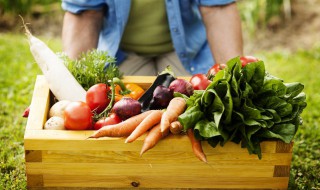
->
[40, 150, 293, 166]
[24, 130, 280, 153]
[25, 75, 50, 131]
[40, 175, 289, 189]
[26, 162, 275, 177]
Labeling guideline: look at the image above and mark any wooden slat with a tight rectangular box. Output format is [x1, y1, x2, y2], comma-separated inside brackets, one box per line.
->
[24, 130, 282, 153]
[25, 75, 50, 130]
[40, 175, 289, 189]
[40, 150, 293, 166]
[26, 162, 274, 177]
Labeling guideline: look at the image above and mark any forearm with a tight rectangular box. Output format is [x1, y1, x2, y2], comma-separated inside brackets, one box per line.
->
[200, 3, 243, 64]
[62, 10, 104, 59]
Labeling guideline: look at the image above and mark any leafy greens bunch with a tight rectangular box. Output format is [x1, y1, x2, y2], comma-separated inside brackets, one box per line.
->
[60, 50, 122, 90]
[178, 57, 307, 158]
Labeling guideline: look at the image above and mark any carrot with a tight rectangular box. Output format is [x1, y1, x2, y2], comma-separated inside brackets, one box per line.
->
[187, 128, 207, 163]
[160, 97, 186, 133]
[21, 17, 86, 102]
[89, 110, 153, 138]
[140, 123, 170, 156]
[170, 120, 183, 135]
[125, 110, 164, 143]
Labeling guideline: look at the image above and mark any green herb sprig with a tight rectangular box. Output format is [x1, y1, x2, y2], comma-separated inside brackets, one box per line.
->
[59, 50, 123, 90]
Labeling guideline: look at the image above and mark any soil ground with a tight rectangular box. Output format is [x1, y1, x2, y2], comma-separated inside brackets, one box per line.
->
[244, 0, 320, 54]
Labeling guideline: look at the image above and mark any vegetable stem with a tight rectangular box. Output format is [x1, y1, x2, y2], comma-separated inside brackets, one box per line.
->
[95, 78, 116, 120]
[113, 77, 131, 95]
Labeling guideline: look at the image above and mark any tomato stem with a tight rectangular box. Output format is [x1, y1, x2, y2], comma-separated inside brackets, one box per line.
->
[94, 78, 116, 120]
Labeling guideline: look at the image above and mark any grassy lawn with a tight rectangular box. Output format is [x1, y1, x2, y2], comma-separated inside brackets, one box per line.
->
[0, 33, 319, 189]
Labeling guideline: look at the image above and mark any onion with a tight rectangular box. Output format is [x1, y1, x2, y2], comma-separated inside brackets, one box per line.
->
[112, 97, 142, 120]
[169, 79, 194, 96]
[150, 85, 174, 109]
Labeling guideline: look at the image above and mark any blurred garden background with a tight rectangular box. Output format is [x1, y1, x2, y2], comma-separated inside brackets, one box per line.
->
[0, 0, 319, 189]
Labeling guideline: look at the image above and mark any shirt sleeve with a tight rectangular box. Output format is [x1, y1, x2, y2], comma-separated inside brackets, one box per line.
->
[61, 0, 105, 14]
[195, 0, 235, 6]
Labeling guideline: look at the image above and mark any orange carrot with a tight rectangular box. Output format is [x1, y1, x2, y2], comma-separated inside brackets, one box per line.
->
[187, 128, 207, 163]
[89, 110, 153, 138]
[170, 120, 183, 135]
[160, 97, 186, 133]
[140, 123, 170, 156]
[125, 110, 164, 143]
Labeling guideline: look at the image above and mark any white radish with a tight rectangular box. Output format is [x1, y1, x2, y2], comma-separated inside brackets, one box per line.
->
[23, 21, 86, 102]
[44, 116, 65, 130]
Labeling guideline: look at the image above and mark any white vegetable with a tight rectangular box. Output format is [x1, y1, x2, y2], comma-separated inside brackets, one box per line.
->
[49, 100, 71, 118]
[44, 116, 65, 130]
[24, 25, 86, 102]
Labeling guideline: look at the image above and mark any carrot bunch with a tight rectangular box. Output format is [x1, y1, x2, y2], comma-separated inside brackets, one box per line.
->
[89, 97, 207, 162]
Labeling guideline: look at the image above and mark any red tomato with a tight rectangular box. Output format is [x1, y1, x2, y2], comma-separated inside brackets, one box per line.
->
[94, 113, 122, 130]
[86, 83, 110, 114]
[64, 101, 93, 130]
[240, 56, 259, 67]
[207, 63, 226, 77]
[189, 74, 211, 90]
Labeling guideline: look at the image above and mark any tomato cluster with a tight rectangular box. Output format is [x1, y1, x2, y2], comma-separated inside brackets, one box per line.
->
[63, 80, 144, 130]
[189, 56, 259, 90]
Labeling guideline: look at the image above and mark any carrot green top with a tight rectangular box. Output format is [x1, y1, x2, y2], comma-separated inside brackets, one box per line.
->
[120, 0, 173, 56]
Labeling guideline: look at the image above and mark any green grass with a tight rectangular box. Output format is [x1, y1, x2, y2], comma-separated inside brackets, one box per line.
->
[0, 33, 319, 189]
[258, 50, 320, 189]
[0, 33, 61, 189]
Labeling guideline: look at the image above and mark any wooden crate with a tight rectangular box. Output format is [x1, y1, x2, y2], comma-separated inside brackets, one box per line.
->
[24, 75, 293, 189]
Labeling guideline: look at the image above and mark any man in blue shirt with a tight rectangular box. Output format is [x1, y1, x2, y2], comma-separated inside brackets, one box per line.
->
[61, 0, 243, 76]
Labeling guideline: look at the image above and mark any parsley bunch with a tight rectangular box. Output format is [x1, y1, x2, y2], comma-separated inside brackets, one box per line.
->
[60, 50, 123, 90]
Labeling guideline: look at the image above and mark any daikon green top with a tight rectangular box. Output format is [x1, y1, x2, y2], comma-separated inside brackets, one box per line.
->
[120, 0, 173, 56]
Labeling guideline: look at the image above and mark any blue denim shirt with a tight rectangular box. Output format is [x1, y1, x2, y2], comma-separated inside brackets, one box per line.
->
[62, 0, 234, 74]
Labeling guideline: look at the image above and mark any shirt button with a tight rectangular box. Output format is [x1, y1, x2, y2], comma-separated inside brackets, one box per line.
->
[172, 28, 179, 33]
[190, 67, 195, 71]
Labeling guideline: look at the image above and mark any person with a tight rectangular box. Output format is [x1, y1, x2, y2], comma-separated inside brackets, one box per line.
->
[61, 0, 243, 76]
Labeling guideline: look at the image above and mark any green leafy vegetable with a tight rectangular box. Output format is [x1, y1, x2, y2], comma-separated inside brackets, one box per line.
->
[178, 57, 307, 158]
[59, 50, 122, 90]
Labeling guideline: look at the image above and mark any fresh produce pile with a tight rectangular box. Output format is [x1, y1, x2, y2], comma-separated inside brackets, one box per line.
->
[179, 57, 307, 158]
[24, 28, 307, 161]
